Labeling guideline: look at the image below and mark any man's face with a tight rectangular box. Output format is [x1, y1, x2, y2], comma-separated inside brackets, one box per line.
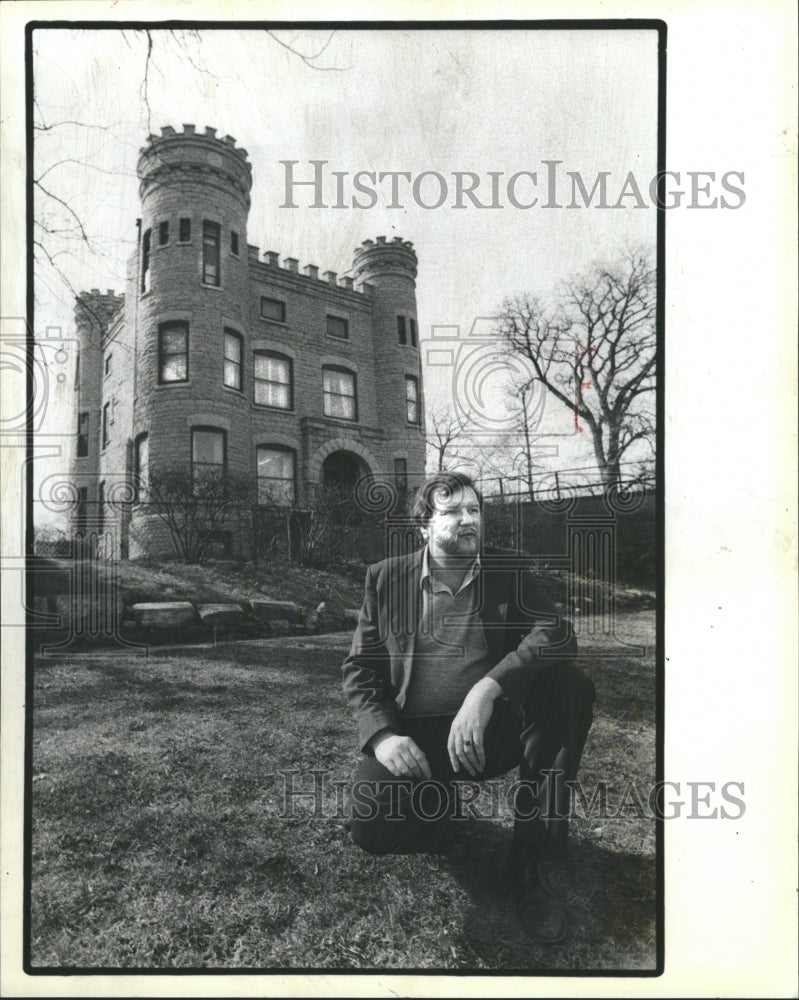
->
[421, 485, 482, 560]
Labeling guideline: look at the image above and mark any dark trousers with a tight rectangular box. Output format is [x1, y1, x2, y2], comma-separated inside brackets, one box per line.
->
[349, 663, 595, 861]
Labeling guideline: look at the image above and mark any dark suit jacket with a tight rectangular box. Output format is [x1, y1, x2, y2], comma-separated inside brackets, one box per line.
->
[342, 547, 577, 751]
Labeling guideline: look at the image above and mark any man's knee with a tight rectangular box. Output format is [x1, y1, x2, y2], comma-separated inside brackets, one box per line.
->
[348, 776, 453, 855]
[347, 776, 411, 854]
[349, 814, 391, 854]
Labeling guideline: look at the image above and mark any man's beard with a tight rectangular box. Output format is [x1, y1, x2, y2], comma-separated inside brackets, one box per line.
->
[437, 531, 480, 556]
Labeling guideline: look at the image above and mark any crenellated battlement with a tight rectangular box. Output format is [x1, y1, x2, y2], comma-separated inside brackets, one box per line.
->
[74, 289, 124, 325]
[140, 123, 251, 164]
[246, 244, 378, 298]
[243, 236, 415, 297]
[137, 124, 253, 205]
[353, 235, 418, 284]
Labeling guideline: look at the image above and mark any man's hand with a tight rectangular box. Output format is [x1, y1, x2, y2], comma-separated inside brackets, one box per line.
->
[371, 731, 432, 780]
[448, 677, 503, 776]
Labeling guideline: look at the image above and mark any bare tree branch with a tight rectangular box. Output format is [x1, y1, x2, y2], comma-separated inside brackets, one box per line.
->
[265, 30, 351, 71]
[496, 248, 656, 487]
[425, 403, 473, 472]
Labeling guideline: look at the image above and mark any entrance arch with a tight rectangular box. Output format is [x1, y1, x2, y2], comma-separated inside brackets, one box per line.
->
[322, 450, 368, 494]
[307, 437, 381, 489]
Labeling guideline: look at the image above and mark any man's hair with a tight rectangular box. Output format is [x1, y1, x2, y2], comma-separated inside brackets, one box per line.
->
[410, 471, 484, 527]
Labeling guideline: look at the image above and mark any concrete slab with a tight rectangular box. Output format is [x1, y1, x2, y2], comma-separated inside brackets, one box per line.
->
[197, 603, 246, 626]
[129, 601, 197, 628]
[250, 599, 304, 624]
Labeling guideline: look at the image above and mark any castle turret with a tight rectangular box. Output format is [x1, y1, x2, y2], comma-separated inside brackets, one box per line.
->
[352, 237, 425, 485]
[130, 126, 253, 556]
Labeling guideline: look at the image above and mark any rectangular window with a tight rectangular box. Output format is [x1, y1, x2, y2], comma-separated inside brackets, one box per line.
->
[260, 296, 286, 322]
[191, 427, 226, 496]
[98, 480, 105, 532]
[179, 217, 191, 242]
[76, 486, 88, 531]
[77, 412, 89, 457]
[405, 375, 419, 424]
[409, 318, 418, 348]
[158, 321, 189, 383]
[223, 330, 243, 390]
[323, 367, 357, 421]
[102, 402, 111, 447]
[257, 447, 295, 505]
[394, 458, 408, 493]
[104, 353, 112, 377]
[230, 231, 239, 256]
[135, 433, 149, 502]
[158, 220, 169, 245]
[397, 315, 407, 346]
[326, 315, 348, 340]
[141, 228, 151, 293]
[74, 350, 80, 389]
[202, 221, 221, 286]
[254, 352, 292, 409]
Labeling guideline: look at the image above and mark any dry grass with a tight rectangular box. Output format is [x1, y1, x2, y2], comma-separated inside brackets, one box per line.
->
[30, 614, 657, 971]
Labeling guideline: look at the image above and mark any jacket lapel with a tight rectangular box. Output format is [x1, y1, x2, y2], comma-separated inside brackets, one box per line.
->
[389, 549, 422, 666]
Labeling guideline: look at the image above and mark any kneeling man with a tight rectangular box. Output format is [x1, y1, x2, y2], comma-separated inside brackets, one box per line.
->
[342, 471, 595, 943]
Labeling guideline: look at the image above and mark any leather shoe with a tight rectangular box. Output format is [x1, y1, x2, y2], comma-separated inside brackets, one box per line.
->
[514, 858, 567, 944]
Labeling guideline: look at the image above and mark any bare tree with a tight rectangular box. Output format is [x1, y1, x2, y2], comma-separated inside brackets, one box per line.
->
[288, 484, 362, 569]
[503, 377, 545, 500]
[496, 248, 656, 487]
[146, 467, 251, 564]
[425, 403, 473, 472]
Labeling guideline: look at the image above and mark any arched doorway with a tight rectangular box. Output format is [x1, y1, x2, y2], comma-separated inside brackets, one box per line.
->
[322, 450, 368, 497]
[315, 449, 380, 560]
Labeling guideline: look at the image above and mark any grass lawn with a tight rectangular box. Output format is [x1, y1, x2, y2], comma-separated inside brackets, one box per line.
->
[30, 613, 657, 971]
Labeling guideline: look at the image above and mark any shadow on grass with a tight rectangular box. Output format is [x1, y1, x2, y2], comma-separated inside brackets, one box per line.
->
[411, 820, 657, 970]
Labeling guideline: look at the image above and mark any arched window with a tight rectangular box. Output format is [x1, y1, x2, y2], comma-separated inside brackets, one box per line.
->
[323, 366, 357, 421]
[254, 351, 292, 409]
[159, 321, 189, 383]
[256, 446, 296, 506]
[405, 375, 419, 424]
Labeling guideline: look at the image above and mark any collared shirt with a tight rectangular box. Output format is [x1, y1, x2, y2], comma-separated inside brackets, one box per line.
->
[401, 546, 491, 718]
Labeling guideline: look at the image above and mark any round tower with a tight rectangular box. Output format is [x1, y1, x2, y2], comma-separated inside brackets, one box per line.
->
[131, 125, 253, 557]
[352, 237, 426, 484]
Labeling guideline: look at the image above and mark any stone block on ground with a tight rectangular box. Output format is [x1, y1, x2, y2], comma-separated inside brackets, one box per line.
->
[197, 603, 246, 626]
[129, 601, 197, 628]
[250, 599, 304, 625]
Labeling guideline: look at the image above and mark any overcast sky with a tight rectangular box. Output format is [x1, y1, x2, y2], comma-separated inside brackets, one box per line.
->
[33, 26, 658, 507]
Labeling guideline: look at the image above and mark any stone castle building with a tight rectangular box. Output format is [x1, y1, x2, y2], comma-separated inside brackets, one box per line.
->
[70, 125, 426, 559]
